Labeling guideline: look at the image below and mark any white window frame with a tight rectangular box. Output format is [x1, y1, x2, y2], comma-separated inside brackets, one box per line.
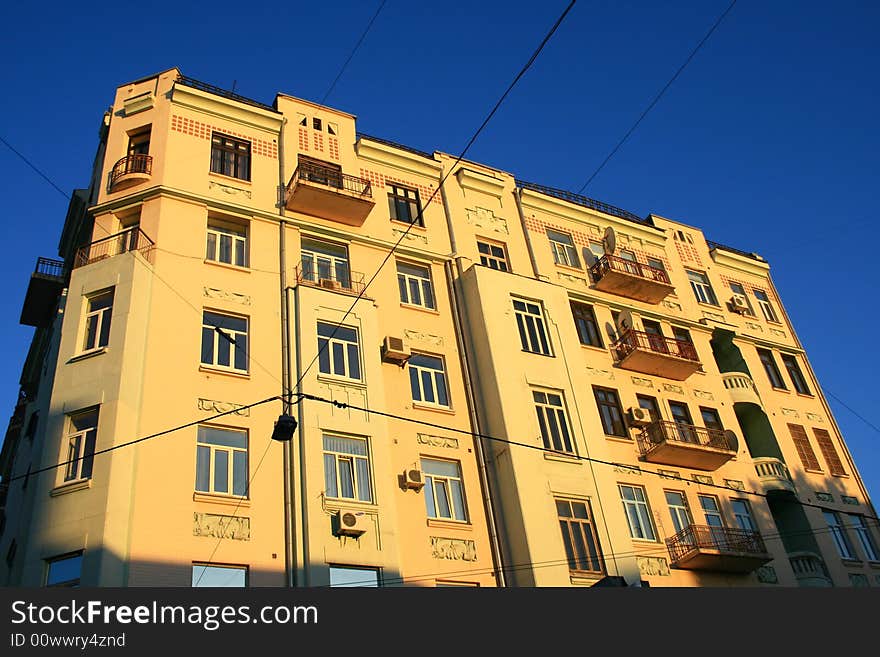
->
[192, 564, 247, 587]
[397, 261, 436, 310]
[533, 389, 575, 454]
[317, 322, 362, 381]
[322, 434, 373, 502]
[408, 353, 450, 408]
[206, 223, 248, 268]
[476, 239, 509, 271]
[82, 289, 114, 352]
[513, 299, 551, 355]
[753, 289, 779, 323]
[824, 511, 856, 559]
[300, 238, 351, 288]
[619, 484, 656, 541]
[665, 490, 693, 534]
[64, 409, 98, 483]
[329, 565, 380, 587]
[547, 229, 580, 268]
[556, 498, 605, 575]
[731, 498, 757, 532]
[849, 515, 879, 562]
[201, 311, 249, 373]
[195, 426, 249, 497]
[687, 270, 718, 306]
[421, 458, 468, 522]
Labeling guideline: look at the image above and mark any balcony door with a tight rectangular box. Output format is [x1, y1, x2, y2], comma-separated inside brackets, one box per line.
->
[698, 495, 727, 547]
[669, 401, 696, 444]
[299, 155, 342, 189]
[301, 238, 350, 289]
[642, 319, 668, 354]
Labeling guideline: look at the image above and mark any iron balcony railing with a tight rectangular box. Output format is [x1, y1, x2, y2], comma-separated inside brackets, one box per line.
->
[34, 257, 65, 281]
[290, 162, 372, 198]
[590, 253, 671, 284]
[295, 264, 366, 297]
[74, 227, 155, 269]
[109, 154, 153, 188]
[666, 525, 768, 563]
[637, 420, 733, 456]
[614, 329, 699, 362]
[175, 75, 278, 113]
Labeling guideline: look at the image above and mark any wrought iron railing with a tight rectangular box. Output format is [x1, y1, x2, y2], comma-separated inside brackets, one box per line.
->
[637, 420, 733, 456]
[590, 254, 670, 284]
[295, 264, 366, 297]
[706, 240, 763, 262]
[613, 329, 699, 362]
[175, 75, 277, 113]
[109, 154, 152, 188]
[74, 227, 155, 269]
[666, 525, 768, 562]
[34, 257, 65, 280]
[515, 179, 647, 225]
[289, 162, 372, 198]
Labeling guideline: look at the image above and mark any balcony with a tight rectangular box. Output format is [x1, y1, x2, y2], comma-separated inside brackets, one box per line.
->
[788, 552, 832, 587]
[109, 154, 152, 191]
[666, 525, 772, 573]
[285, 161, 374, 226]
[295, 264, 366, 297]
[722, 372, 762, 407]
[20, 257, 66, 327]
[74, 227, 155, 269]
[637, 421, 736, 471]
[590, 254, 674, 303]
[612, 329, 701, 380]
[753, 457, 795, 494]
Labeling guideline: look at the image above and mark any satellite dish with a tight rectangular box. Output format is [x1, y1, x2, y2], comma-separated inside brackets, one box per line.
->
[616, 310, 635, 334]
[583, 246, 598, 267]
[723, 430, 739, 452]
[603, 226, 617, 254]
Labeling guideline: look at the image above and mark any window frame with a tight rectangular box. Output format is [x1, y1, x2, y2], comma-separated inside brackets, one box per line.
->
[82, 289, 114, 353]
[300, 237, 351, 288]
[396, 261, 436, 310]
[619, 484, 657, 541]
[731, 498, 757, 532]
[191, 563, 248, 587]
[322, 434, 373, 503]
[210, 133, 251, 181]
[665, 490, 693, 534]
[408, 353, 451, 409]
[533, 389, 576, 454]
[206, 221, 248, 268]
[317, 321, 362, 382]
[555, 498, 605, 575]
[45, 551, 83, 588]
[513, 298, 552, 356]
[201, 310, 249, 374]
[195, 425, 249, 498]
[824, 510, 857, 560]
[593, 386, 627, 438]
[787, 423, 822, 472]
[753, 289, 780, 323]
[813, 428, 846, 476]
[388, 184, 423, 227]
[546, 229, 580, 268]
[63, 408, 99, 483]
[757, 348, 786, 390]
[781, 354, 811, 395]
[571, 301, 603, 348]
[686, 269, 719, 306]
[849, 515, 880, 562]
[421, 458, 469, 522]
[329, 565, 381, 587]
[476, 239, 509, 272]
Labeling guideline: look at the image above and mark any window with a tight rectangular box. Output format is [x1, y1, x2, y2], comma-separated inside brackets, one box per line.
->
[547, 229, 579, 268]
[64, 409, 98, 482]
[813, 428, 846, 476]
[201, 311, 248, 373]
[781, 354, 811, 395]
[127, 128, 150, 156]
[45, 552, 83, 587]
[669, 401, 697, 443]
[593, 387, 627, 437]
[637, 395, 662, 422]
[619, 484, 656, 541]
[665, 491, 693, 533]
[210, 133, 250, 181]
[513, 299, 551, 355]
[83, 289, 113, 352]
[300, 155, 342, 187]
[686, 270, 718, 305]
[388, 184, 423, 226]
[477, 239, 509, 271]
[700, 407, 724, 432]
[556, 498, 605, 574]
[301, 238, 351, 288]
[824, 511, 856, 559]
[422, 458, 468, 522]
[699, 495, 726, 544]
[849, 515, 879, 561]
[317, 322, 361, 381]
[587, 241, 605, 265]
[787, 423, 821, 472]
[408, 354, 450, 408]
[195, 426, 248, 497]
[192, 564, 247, 587]
[646, 257, 666, 273]
[757, 348, 786, 389]
[397, 262, 436, 310]
[329, 566, 380, 587]
[206, 222, 248, 267]
[729, 282, 754, 315]
[571, 302, 603, 347]
[323, 435, 372, 502]
[731, 499, 757, 532]
[533, 390, 575, 454]
[753, 289, 779, 323]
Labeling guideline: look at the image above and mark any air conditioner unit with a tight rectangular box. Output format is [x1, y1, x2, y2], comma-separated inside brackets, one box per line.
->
[319, 278, 339, 290]
[628, 407, 652, 425]
[381, 335, 411, 364]
[729, 296, 749, 314]
[403, 468, 425, 491]
[336, 509, 368, 537]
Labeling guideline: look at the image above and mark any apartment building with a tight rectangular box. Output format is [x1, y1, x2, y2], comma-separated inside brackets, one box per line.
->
[0, 68, 876, 588]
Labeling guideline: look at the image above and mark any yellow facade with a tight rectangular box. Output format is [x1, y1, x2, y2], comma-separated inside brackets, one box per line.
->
[0, 69, 876, 588]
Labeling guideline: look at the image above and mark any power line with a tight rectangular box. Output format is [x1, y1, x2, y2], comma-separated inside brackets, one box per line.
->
[576, 0, 738, 193]
[0, 135, 72, 201]
[321, 0, 388, 105]
[826, 389, 880, 436]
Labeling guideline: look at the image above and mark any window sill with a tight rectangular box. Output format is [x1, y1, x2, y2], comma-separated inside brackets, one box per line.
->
[554, 262, 585, 274]
[543, 451, 581, 465]
[324, 498, 378, 511]
[841, 558, 863, 566]
[199, 365, 250, 380]
[696, 301, 722, 309]
[521, 349, 554, 358]
[50, 479, 92, 497]
[831, 472, 850, 479]
[570, 573, 604, 586]
[391, 219, 427, 231]
[426, 518, 472, 532]
[868, 561, 880, 570]
[208, 171, 252, 186]
[193, 492, 250, 508]
[204, 259, 251, 274]
[770, 386, 790, 394]
[803, 468, 825, 475]
[578, 343, 608, 354]
[411, 402, 455, 415]
[400, 303, 440, 316]
[317, 374, 367, 390]
[629, 538, 661, 545]
[605, 435, 635, 445]
[67, 348, 107, 364]
[796, 392, 815, 399]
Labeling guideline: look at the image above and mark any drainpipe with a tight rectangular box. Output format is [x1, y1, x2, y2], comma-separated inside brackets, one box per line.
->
[514, 187, 540, 280]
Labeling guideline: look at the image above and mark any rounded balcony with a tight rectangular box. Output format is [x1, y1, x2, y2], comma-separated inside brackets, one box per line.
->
[722, 372, 762, 407]
[109, 154, 152, 191]
[753, 457, 795, 494]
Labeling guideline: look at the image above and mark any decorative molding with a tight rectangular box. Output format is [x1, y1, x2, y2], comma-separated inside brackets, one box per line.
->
[693, 389, 715, 401]
[403, 329, 444, 348]
[630, 376, 653, 388]
[692, 474, 713, 485]
[724, 479, 745, 491]
[701, 310, 726, 322]
[658, 469, 680, 480]
[842, 495, 859, 505]
[556, 271, 588, 287]
[465, 206, 509, 234]
[637, 556, 670, 577]
[662, 300, 683, 312]
[613, 464, 641, 476]
[198, 398, 250, 417]
[430, 537, 477, 562]
[417, 433, 459, 450]
[663, 384, 685, 395]
[745, 322, 763, 332]
[815, 492, 834, 503]
[193, 513, 251, 541]
[392, 228, 429, 245]
[805, 412, 823, 423]
[585, 366, 615, 380]
[203, 287, 252, 306]
[208, 180, 252, 199]
[780, 408, 799, 418]
[769, 328, 787, 338]
[756, 565, 778, 584]
[123, 92, 154, 116]
[455, 168, 505, 200]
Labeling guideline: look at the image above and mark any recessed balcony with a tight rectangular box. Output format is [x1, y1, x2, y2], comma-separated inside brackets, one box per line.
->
[666, 525, 772, 573]
[20, 257, 66, 327]
[285, 161, 374, 226]
[74, 227, 155, 269]
[788, 551, 833, 587]
[637, 420, 737, 471]
[590, 254, 674, 303]
[295, 264, 366, 297]
[753, 457, 795, 494]
[722, 372, 763, 407]
[109, 154, 152, 191]
[613, 329, 701, 380]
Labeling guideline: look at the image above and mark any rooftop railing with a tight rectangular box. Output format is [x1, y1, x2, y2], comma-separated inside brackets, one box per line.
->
[515, 179, 648, 225]
[175, 75, 277, 113]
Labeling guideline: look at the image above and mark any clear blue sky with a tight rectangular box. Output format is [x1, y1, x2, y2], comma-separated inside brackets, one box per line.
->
[1, 0, 877, 505]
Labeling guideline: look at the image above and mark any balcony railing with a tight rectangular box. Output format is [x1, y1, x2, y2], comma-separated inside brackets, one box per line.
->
[20, 257, 67, 327]
[722, 372, 762, 407]
[34, 257, 65, 281]
[285, 162, 375, 225]
[591, 254, 670, 284]
[637, 420, 736, 470]
[589, 254, 674, 303]
[788, 551, 833, 587]
[74, 227, 155, 269]
[666, 525, 771, 573]
[753, 457, 795, 493]
[295, 264, 366, 297]
[291, 162, 372, 198]
[109, 154, 152, 189]
[615, 329, 698, 361]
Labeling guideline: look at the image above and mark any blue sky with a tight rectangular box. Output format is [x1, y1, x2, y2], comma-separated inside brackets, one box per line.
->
[1, 0, 878, 505]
